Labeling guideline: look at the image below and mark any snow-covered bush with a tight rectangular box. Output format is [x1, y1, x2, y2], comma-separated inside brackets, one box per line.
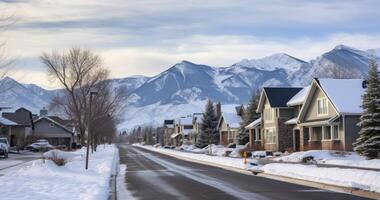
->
[43, 150, 80, 166]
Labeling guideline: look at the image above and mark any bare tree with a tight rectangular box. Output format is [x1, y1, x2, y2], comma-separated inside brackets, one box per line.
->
[40, 48, 110, 145]
[0, 13, 16, 92]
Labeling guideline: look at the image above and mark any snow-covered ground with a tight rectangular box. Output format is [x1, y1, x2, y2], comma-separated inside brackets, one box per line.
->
[273, 150, 380, 169]
[260, 163, 380, 193]
[0, 145, 118, 200]
[137, 144, 380, 194]
[135, 144, 247, 170]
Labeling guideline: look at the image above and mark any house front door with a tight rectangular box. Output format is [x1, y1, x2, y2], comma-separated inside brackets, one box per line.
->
[294, 130, 300, 151]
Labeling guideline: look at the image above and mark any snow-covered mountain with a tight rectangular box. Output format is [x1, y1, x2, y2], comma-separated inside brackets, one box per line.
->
[0, 45, 378, 129]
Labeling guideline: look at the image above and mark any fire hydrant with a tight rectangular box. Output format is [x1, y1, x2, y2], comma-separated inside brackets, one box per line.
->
[243, 151, 248, 165]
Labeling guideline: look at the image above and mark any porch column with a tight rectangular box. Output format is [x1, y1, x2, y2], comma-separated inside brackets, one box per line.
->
[321, 125, 325, 140]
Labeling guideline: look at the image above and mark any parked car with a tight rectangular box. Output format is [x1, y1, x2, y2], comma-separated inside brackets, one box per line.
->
[0, 137, 10, 158]
[26, 140, 54, 152]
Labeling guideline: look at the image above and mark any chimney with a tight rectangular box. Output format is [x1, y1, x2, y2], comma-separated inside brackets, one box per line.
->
[40, 107, 48, 116]
[216, 102, 221, 117]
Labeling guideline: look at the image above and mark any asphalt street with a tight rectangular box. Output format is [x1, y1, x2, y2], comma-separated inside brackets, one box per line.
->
[118, 145, 370, 200]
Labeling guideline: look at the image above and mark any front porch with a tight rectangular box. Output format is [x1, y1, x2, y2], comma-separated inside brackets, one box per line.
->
[298, 124, 344, 151]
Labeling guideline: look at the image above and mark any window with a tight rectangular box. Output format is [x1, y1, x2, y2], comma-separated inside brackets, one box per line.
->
[323, 126, 331, 140]
[332, 125, 339, 140]
[265, 129, 276, 144]
[255, 128, 261, 141]
[310, 127, 322, 141]
[49, 123, 55, 128]
[317, 98, 328, 115]
[264, 108, 273, 121]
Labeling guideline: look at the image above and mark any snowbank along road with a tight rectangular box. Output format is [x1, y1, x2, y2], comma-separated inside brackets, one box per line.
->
[118, 145, 370, 200]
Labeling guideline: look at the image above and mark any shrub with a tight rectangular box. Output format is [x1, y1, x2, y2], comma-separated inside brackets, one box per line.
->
[43, 150, 66, 166]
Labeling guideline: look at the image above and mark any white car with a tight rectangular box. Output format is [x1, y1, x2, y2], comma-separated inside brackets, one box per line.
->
[26, 140, 54, 152]
[0, 138, 10, 158]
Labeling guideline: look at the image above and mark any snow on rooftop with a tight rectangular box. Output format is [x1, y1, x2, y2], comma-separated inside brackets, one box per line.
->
[245, 117, 261, 129]
[284, 117, 297, 125]
[318, 79, 364, 114]
[222, 113, 242, 128]
[0, 116, 17, 125]
[179, 116, 193, 125]
[287, 86, 310, 106]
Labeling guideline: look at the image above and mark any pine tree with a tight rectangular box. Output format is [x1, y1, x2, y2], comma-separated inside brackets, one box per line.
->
[354, 58, 380, 159]
[196, 99, 219, 148]
[237, 90, 261, 145]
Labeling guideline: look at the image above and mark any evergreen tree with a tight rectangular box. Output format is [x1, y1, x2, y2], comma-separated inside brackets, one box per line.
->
[354, 58, 380, 159]
[196, 99, 219, 148]
[237, 90, 261, 145]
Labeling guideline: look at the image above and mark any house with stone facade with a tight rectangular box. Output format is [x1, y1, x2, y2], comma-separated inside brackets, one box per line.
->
[285, 86, 310, 151]
[256, 87, 303, 152]
[297, 78, 364, 151]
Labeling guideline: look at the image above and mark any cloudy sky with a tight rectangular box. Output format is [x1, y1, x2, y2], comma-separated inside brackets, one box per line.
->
[1, 0, 380, 89]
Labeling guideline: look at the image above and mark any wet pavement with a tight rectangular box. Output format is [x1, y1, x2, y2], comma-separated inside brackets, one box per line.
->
[118, 144, 370, 200]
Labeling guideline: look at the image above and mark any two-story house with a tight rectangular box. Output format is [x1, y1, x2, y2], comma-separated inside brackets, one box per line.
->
[256, 87, 303, 152]
[297, 78, 364, 151]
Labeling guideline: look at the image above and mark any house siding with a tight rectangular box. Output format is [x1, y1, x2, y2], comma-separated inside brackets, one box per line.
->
[33, 118, 73, 148]
[304, 88, 338, 122]
[343, 115, 360, 151]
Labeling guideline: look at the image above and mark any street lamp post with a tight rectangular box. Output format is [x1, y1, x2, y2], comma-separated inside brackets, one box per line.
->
[85, 88, 98, 170]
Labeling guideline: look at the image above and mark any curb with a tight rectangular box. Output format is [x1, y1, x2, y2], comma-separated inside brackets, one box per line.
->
[108, 148, 120, 200]
[136, 146, 380, 200]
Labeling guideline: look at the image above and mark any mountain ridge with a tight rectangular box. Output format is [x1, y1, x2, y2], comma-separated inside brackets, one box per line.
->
[1, 44, 379, 129]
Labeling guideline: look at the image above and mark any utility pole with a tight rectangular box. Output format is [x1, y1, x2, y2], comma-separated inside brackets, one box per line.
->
[85, 88, 98, 170]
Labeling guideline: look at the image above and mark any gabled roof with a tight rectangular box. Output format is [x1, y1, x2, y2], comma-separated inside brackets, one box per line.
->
[287, 86, 310, 106]
[317, 79, 364, 114]
[298, 78, 364, 122]
[34, 116, 74, 135]
[2, 110, 33, 126]
[0, 116, 18, 126]
[257, 87, 302, 112]
[218, 112, 242, 129]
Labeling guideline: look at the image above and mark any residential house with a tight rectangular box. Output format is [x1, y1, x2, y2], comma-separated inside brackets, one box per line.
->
[256, 87, 303, 152]
[285, 86, 310, 151]
[1, 107, 34, 149]
[218, 105, 244, 146]
[33, 116, 74, 149]
[297, 78, 364, 151]
[177, 116, 194, 144]
[163, 120, 175, 146]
